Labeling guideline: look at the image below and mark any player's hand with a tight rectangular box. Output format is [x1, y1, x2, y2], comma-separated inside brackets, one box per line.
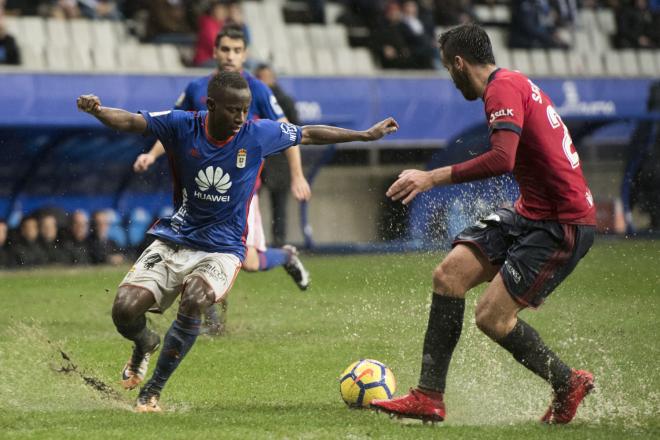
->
[77, 94, 102, 115]
[386, 169, 434, 205]
[291, 175, 312, 201]
[133, 153, 156, 173]
[365, 117, 399, 141]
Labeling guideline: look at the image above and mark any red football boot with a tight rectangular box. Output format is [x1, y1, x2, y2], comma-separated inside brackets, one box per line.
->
[541, 369, 595, 424]
[371, 388, 446, 423]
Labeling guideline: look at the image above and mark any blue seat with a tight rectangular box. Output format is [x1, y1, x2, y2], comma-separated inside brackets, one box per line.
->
[128, 207, 153, 246]
[105, 208, 128, 248]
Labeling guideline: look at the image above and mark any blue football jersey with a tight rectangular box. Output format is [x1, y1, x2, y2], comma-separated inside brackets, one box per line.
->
[174, 70, 285, 121]
[140, 109, 301, 259]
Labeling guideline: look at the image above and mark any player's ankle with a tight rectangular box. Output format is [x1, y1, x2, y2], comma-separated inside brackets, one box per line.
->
[416, 386, 444, 402]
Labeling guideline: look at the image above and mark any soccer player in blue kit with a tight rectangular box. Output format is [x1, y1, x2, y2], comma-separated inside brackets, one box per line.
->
[77, 71, 399, 412]
[133, 26, 311, 336]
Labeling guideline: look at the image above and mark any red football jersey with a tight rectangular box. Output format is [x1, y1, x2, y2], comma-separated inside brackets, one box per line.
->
[478, 68, 595, 224]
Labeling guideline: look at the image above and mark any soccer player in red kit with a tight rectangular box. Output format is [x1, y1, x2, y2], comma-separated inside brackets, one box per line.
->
[370, 24, 596, 424]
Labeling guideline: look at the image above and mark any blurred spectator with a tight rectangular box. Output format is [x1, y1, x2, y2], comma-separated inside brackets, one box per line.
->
[226, 1, 250, 46]
[337, 0, 387, 31]
[307, 0, 326, 23]
[0, 15, 20, 65]
[255, 64, 299, 247]
[193, 1, 227, 67]
[371, 1, 417, 69]
[614, 0, 659, 48]
[0, 219, 11, 268]
[509, 0, 570, 49]
[400, 0, 437, 69]
[88, 210, 125, 265]
[78, 0, 122, 20]
[38, 212, 69, 264]
[2, 0, 44, 15]
[628, 81, 660, 231]
[49, 0, 82, 19]
[63, 209, 92, 265]
[433, 0, 475, 26]
[10, 215, 48, 267]
[146, 0, 194, 43]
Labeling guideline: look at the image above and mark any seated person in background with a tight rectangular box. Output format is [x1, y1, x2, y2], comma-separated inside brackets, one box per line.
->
[2, 0, 44, 15]
[193, 1, 227, 67]
[400, 0, 437, 69]
[509, 0, 570, 49]
[0, 219, 11, 268]
[146, 0, 194, 43]
[38, 212, 69, 265]
[10, 215, 48, 267]
[0, 16, 20, 65]
[226, 1, 250, 45]
[78, 0, 123, 20]
[433, 0, 475, 26]
[89, 209, 125, 265]
[371, 1, 418, 69]
[49, 0, 82, 19]
[63, 209, 92, 265]
[615, 0, 658, 48]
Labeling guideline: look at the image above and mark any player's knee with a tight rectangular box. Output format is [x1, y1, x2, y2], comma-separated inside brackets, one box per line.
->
[112, 286, 144, 325]
[432, 264, 465, 297]
[242, 258, 259, 272]
[179, 276, 215, 315]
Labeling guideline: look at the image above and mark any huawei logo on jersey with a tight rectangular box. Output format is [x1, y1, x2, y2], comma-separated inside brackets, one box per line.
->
[194, 166, 232, 202]
[489, 108, 514, 124]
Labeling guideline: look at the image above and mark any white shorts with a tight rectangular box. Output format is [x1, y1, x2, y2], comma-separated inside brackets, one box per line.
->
[120, 239, 241, 312]
[245, 194, 266, 252]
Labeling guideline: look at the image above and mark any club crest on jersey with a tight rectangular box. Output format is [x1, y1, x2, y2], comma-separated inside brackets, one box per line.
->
[236, 148, 247, 168]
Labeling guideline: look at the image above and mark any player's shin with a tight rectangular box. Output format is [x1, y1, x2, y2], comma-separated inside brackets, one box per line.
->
[495, 319, 572, 391]
[258, 248, 290, 271]
[418, 293, 466, 394]
[147, 312, 201, 392]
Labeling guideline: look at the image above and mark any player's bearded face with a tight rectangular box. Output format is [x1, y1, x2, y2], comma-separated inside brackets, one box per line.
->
[443, 53, 479, 101]
[450, 66, 478, 101]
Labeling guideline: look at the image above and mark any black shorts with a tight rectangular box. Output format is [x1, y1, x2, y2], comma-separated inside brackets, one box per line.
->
[452, 208, 595, 308]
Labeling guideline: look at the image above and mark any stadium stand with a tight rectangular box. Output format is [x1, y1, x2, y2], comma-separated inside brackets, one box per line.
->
[0, 0, 659, 264]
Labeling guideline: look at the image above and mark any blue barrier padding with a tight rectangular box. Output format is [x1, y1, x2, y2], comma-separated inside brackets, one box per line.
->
[0, 74, 653, 138]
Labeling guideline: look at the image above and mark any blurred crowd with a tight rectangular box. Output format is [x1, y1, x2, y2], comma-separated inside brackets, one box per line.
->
[1, 0, 660, 69]
[0, 208, 133, 269]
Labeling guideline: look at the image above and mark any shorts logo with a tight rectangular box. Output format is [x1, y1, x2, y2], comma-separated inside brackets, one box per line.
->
[489, 109, 514, 124]
[504, 261, 521, 284]
[196, 263, 228, 285]
[236, 148, 247, 168]
[143, 253, 163, 270]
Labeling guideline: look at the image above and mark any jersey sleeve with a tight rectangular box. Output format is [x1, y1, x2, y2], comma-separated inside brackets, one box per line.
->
[138, 110, 189, 152]
[484, 79, 525, 135]
[253, 82, 286, 120]
[254, 119, 302, 157]
[174, 83, 194, 110]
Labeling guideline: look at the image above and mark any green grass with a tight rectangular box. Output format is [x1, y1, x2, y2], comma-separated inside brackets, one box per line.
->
[1, 239, 658, 439]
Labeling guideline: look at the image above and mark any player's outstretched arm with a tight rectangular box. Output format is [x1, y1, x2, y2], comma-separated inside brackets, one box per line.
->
[283, 146, 312, 201]
[300, 117, 398, 145]
[133, 141, 166, 173]
[77, 94, 147, 134]
[386, 167, 452, 205]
